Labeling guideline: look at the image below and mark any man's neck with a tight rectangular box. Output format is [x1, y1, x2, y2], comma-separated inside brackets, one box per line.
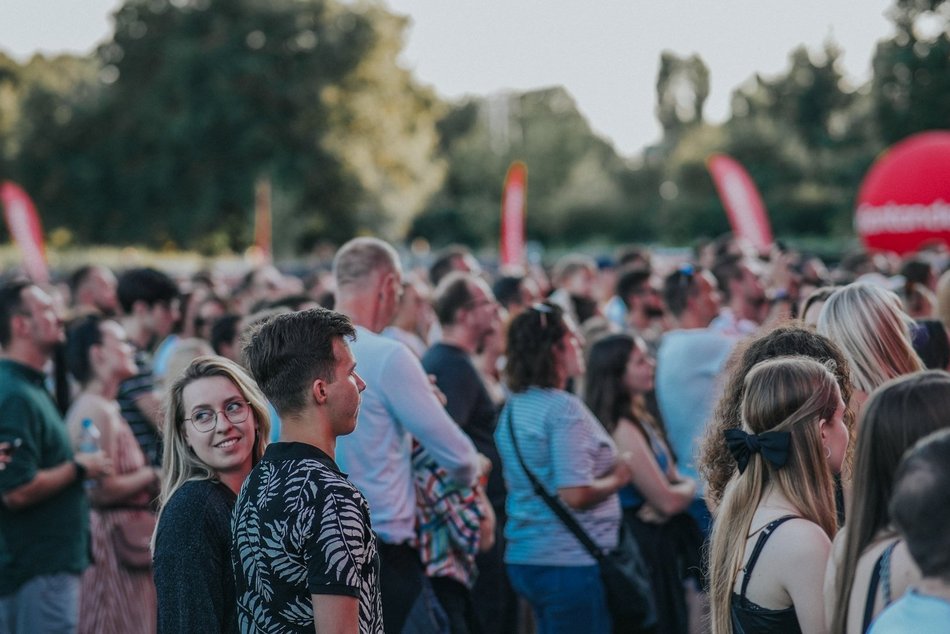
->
[335, 295, 383, 334]
[278, 414, 336, 458]
[677, 311, 709, 330]
[440, 327, 476, 355]
[2, 344, 49, 372]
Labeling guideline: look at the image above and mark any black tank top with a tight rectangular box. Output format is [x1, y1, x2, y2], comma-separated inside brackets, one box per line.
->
[861, 540, 899, 632]
[730, 515, 802, 634]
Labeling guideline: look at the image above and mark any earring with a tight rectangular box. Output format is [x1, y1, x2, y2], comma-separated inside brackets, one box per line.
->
[824, 445, 831, 460]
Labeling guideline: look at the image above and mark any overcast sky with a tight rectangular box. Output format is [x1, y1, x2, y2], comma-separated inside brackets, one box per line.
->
[1, 0, 894, 155]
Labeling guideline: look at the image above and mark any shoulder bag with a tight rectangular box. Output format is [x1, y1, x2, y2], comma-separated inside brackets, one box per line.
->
[506, 408, 656, 633]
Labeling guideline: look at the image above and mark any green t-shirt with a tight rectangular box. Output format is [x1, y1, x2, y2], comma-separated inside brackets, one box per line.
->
[0, 359, 90, 595]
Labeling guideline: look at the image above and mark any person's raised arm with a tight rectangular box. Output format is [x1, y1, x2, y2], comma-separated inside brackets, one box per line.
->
[68, 405, 157, 507]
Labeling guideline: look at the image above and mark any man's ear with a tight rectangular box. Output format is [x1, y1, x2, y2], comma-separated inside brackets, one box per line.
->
[10, 313, 29, 338]
[311, 377, 329, 405]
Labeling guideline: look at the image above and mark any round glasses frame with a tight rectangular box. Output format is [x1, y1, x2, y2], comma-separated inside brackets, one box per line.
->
[183, 401, 251, 433]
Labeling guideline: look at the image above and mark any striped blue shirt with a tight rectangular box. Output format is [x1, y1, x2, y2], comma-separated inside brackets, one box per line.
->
[495, 387, 621, 566]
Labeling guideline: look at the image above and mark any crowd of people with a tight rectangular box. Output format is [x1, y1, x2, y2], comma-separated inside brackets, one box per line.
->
[2, 233, 950, 633]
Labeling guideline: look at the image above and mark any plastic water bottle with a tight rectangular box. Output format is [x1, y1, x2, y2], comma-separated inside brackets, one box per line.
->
[77, 418, 101, 489]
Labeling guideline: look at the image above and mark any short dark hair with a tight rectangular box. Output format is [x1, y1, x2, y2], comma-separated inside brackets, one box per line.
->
[663, 264, 703, 318]
[890, 427, 950, 580]
[68, 265, 96, 296]
[117, 267, 179, 314]
[505, 302, 567, 393]
[432, 272, 475, 326]
[616, 266, 652, 309]
[0, 280, 32, 347]
[65, 315, 105, 384]
[911, 319, 950, 370]
[241, 308, 356, 416]
[210, 314, 241, 355]
[492, 275, 524, 311]
[429, 245, 471, 287]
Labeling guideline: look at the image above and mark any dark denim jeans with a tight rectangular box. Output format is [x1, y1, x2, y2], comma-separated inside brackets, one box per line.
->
[507, 563, 611, 634]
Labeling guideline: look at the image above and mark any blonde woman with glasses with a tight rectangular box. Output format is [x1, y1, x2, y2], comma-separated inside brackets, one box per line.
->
[152, 356, 270, 634]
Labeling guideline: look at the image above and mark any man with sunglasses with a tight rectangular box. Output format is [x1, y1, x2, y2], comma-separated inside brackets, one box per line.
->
[655, 265, 738, 536]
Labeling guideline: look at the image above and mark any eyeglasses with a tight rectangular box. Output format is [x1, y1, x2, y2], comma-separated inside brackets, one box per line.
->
[184, 400, 251, 433]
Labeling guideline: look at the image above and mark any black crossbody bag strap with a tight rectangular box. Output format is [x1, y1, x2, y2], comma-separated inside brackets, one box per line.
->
[506, 407, 607, 563]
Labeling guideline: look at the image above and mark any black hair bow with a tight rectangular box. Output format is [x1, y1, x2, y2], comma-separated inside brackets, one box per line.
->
[724, 429, 791, 474]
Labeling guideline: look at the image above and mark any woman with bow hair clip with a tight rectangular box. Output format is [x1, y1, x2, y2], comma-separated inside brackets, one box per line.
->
[705, 356, 849, 634]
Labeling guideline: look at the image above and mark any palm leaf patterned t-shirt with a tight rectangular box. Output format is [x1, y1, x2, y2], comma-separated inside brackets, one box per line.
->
[232, 442, 383, 633]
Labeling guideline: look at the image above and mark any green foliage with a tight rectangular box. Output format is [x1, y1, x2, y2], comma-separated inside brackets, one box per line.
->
[2, 0, 444, 255]
[655, 52, 710, 135]
[2, 0, 948, 255]
[411, 86, 651, 249]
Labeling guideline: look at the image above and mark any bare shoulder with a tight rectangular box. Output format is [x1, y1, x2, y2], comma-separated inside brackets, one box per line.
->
[771, 518, 832, 566]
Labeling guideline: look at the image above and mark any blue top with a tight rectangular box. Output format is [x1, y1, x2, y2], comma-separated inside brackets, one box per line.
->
[619, 422, 670, 510]
[655, 328, 737, 485]
[495, 387, 621, 566]
[869, 590, 950, 633]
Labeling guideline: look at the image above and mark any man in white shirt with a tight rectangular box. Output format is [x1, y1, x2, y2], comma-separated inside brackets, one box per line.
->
[333, 237, 481, 633]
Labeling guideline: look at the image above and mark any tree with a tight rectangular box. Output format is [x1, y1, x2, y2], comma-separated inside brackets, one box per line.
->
[410, 87, 642, 249]
[655, 52, 710, 138]
[871, 2, 950, 144]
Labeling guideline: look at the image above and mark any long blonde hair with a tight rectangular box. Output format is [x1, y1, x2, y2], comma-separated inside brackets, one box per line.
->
[708, 356, 841, 634]
[155, 356, 270, 540]
[817, 283, 923, 394]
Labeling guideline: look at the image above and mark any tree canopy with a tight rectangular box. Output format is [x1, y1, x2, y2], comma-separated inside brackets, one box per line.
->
[0, 0, 948, 255]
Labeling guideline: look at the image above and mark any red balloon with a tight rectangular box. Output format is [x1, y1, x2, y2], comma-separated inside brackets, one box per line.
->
[855, 131, 950, 255]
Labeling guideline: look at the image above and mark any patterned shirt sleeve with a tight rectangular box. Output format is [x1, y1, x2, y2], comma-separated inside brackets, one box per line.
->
[305, 475, 366, 598]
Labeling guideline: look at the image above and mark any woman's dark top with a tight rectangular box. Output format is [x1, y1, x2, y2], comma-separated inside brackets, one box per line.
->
[153, 479, 238, 634]
[861, 539, 900, 633]
[730, 515, 802, 634]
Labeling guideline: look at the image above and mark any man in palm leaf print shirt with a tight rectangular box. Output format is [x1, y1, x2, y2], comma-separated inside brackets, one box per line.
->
[234, 308, 383, 633]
